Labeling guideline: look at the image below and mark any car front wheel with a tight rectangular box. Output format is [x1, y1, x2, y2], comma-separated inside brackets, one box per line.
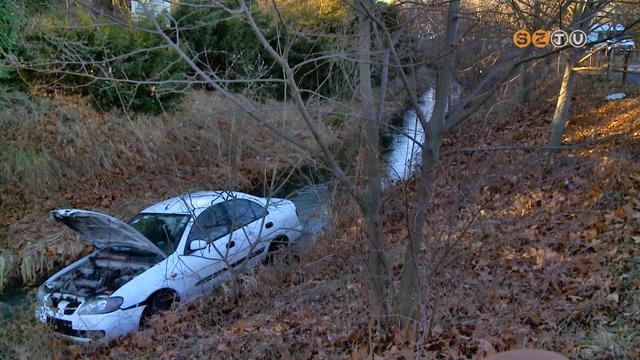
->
[139, 290, 178, 327]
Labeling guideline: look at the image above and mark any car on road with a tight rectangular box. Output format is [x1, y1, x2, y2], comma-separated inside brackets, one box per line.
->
[608, 38, 636, 53]
[35, 191, 302, 343]
[588, 23, 636, 53]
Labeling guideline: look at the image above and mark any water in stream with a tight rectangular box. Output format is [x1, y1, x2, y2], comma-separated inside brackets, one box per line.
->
[0, 89, 436, 316]
[385, 89, 434, 182]
[284, 88, 435, 232]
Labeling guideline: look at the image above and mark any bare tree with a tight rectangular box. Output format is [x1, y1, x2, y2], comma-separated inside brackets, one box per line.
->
[14, 0, 638, 342]
[357, 0, 388, 321]
[549, 0, 609, 147]
[394, 0, 459, 323]
[549, 2, 584, 147]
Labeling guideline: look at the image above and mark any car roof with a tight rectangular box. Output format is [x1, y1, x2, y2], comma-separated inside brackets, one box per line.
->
[140, 191, 263, 215]
[590, 23, 625, 33]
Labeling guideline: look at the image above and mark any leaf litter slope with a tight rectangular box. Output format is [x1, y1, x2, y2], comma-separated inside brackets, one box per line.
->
[70, 75, 637, 359]
[2, 75, 639, 359]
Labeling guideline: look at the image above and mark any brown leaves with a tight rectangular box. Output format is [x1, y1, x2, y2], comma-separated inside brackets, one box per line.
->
[524, 247, 563, 270]
[477, 338, 497, 358]
[527, 313, 542, 328]
[132, 329, 155, 348]
[4, 69, 640, 359]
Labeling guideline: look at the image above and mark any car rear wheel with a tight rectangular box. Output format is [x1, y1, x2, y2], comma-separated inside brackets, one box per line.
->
[263, 236, 289, 265]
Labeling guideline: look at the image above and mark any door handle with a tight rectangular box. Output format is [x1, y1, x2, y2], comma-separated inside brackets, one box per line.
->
[226, 240, 235, 249]
[265, 221, 273, 229]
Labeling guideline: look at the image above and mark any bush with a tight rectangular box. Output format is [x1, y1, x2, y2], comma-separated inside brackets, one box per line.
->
[174, 2, 277, 96]
[21, 9, 190, 113]
[88, 23, 191, 113]
[174, 3, 266, 78]
[16, 1, 401, 112]
[175, 1, 349, 99]
[0, 2, 26, 81]
[0, 1, 53, 83]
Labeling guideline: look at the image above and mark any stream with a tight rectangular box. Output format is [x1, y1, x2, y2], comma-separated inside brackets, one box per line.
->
[267, 88, 435, 243]
[284, 88, 435, 236]
[0, 89, 436, 318]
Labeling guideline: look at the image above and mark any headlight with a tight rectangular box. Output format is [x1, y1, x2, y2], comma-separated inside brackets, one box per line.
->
[78, 297, 123, 315]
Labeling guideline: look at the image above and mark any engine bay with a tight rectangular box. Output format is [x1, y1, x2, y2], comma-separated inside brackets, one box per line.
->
[45, 250, 160, 299]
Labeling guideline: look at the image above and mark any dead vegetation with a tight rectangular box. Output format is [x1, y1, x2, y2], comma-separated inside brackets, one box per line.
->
[0, 89, 349, 291]
[0, 59, 422, 292]
[1, 75, 636, 359]
[121, 76, 638, 359]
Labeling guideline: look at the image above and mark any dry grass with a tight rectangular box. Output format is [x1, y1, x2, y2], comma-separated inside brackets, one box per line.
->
[64, 74, 640, 359]
[0, 60, 425, 291]
[0, 89, 348, 291]
[1, 72, 638, 359]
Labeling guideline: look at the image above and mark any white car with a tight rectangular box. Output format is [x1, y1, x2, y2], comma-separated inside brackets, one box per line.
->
[35, 191, 302, 343]
[608, 38, 635, 52]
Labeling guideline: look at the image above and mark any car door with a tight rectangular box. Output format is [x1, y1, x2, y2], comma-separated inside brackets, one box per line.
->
[223, 199, 271, 267]
[182, 203, 237, 293]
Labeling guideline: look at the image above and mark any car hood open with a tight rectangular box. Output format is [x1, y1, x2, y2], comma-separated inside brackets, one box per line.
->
[50, 209, 166, 258]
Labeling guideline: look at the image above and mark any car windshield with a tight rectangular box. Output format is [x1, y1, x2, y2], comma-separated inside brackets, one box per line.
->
[128, 213, 191, 255]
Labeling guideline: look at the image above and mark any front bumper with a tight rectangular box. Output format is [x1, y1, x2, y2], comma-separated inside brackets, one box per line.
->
[36, 303, 145, 343]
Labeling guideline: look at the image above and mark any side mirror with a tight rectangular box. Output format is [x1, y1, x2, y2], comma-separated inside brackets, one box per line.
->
[189, 240, 208, 252]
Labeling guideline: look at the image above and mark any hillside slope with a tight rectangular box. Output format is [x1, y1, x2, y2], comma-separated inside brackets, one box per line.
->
[1, 75, 638, 359]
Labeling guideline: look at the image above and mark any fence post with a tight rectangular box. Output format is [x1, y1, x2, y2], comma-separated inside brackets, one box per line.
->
[622, 51, 630, 84]
[608, 49, 615, 78]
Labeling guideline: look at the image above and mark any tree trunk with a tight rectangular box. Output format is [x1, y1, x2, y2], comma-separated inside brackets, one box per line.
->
[521, 67, 533, 105]
[358, 0, 388, 322]
[549, 50, 578, 147]
[549, 0, 594, 147]
[520, 1, 540, 105]
[395, 0, 460, 323]
[377, 50, 390, 135]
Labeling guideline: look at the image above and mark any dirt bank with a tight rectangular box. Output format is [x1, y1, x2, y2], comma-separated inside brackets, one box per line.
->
[13, 74, 633, 359]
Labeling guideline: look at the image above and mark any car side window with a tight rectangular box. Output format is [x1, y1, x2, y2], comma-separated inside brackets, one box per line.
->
[187, 203, 230, 245]
[224, 199, 265, 230]
[249, 200, 268, 219]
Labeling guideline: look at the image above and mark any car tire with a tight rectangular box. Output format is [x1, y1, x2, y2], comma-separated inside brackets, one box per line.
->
[263, 236, 289, 265]
[139, 289, 178, 327]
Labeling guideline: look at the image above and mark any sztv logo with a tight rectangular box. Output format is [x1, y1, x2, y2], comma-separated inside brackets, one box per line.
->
[514, 29, 587, 48]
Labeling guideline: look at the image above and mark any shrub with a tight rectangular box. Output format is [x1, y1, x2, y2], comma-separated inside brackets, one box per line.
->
[257, 0, 351, 32]
[0, 2, 27, 81]
[175, 1, 350, 99]
[87, 23, 191, 113]
[16, 1, 401, 112]
[0, 1, 53, 83]
[20, 9, 190, 113]
[174, 2, 274, 94]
